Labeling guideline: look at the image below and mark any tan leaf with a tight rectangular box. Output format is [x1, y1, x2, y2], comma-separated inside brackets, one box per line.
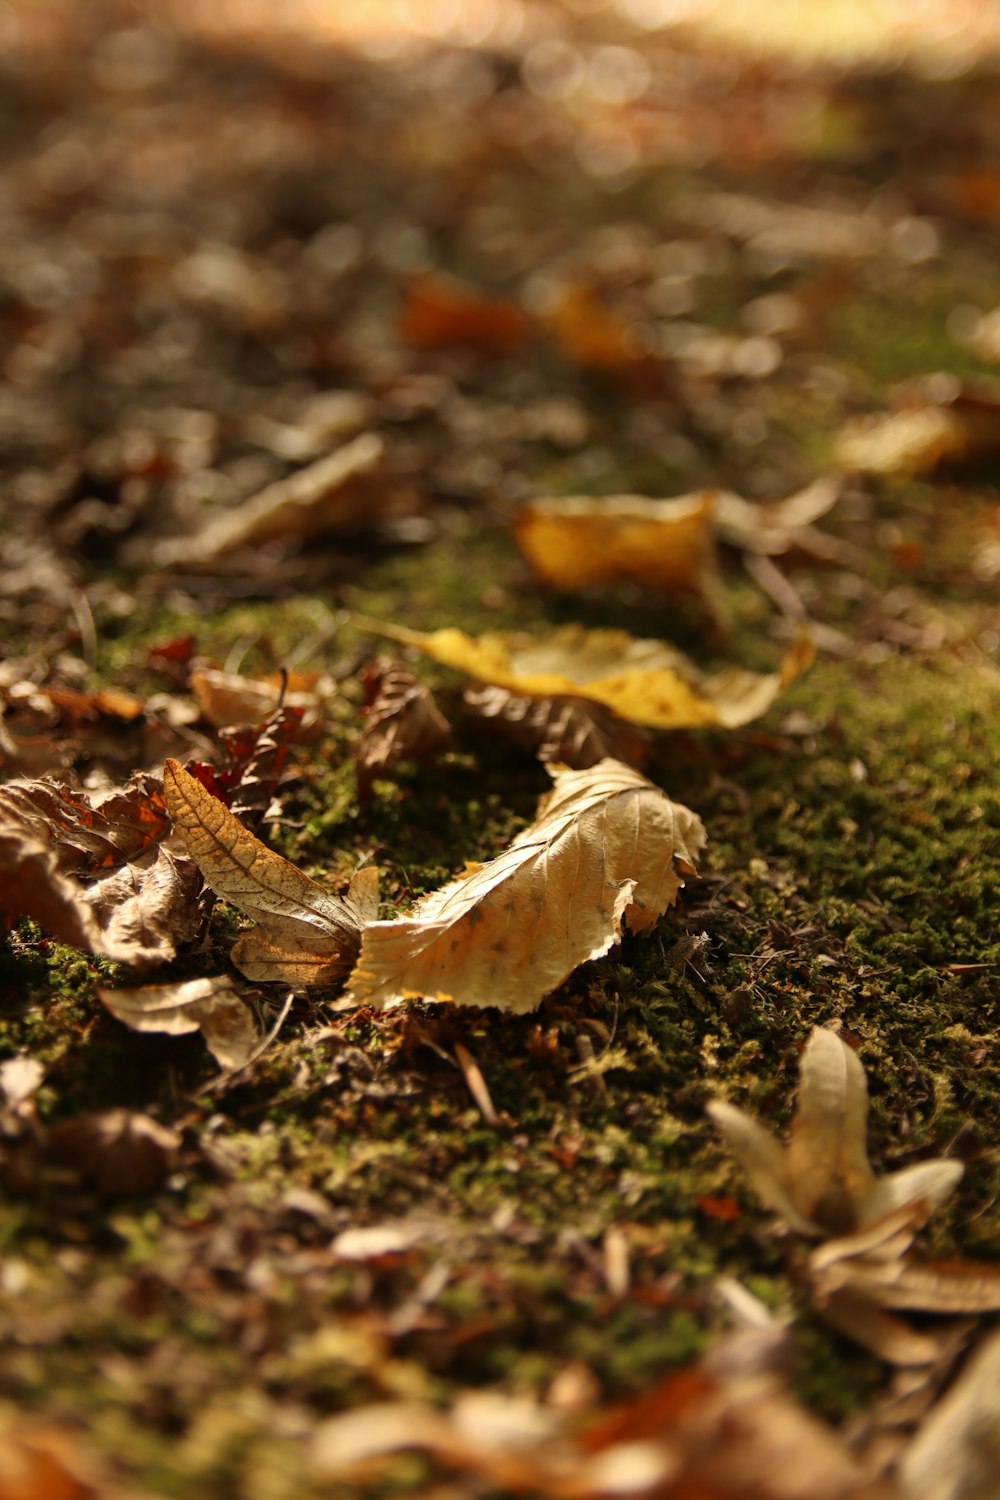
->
[463, 685, 650, 770]
[514, 490, 716, 592]
[190, 665, 332, 735]
[154, 431, 385, 565]
[355, 618, 814, 731]
[356, 658, 452, 801]
[163, 759, 365, 986]
[833, 376, 1000, 478]
[707, 1028, 963, 1238]
[0, 773, 201, 968]
[345, 759, 705, 1015]
[899, 1327, 1000, 1500]
[98, 975, 261, 1070]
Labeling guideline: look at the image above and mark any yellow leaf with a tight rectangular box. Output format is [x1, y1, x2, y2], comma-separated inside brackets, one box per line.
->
[344, 758, 705, 1014]
[514, 491, 716, 592]
[356, 618, 813, 730]
[163, 759, 366, 986]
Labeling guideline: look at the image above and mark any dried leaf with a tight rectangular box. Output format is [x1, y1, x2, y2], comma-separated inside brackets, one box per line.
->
[163, 759, 367, 987]
[0, 773, 201, 968]
[0, 1405, 109, 1500]
[48, 1110, 180, 1196]
[707, 1028, 963, 1238]
[357, 618, 814, 731]
[399, 271, 529, 354]
[514, 490, 716, 593]
[190, 665, 331, 735]
[154, 432, 385, 565]
[98, 975, 261, 1070]
[356, 658, 452, 801]
[345, 759, 705, 1015]
[899, 1328, 1000, 1500]
[463, 685, 650, 770]
[311, 1332, 894, 1498]
[833, 377, 1000, 478]
[541, 282, 666, 395]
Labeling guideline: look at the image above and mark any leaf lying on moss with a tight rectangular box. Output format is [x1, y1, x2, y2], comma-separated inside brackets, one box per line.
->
[514, 490, 716, 592]
[49, 1109, 180, 1196]
[163, 759, 373, 986]
[707, 1027, 963, 1239]
[463, 684, 650, 769]
[399, 271, 530, 355]
[833, 375, 1000, 477]
[356, 617, 813, 730]
[98, 975, 261, 1070]
[189, 664, 332, 736]
[0, 773, 201, 967]
[356, 658, 452, 802]
[345, 758, 705, 1015]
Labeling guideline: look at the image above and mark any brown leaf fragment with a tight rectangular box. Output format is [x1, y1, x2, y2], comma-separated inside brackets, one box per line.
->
[899, 1328, 1000, 1500]
[358, 618, 814, 731]
[356, 658, 452, 802]
[708, 1028, 964, 1238]
[541, 281, 667, 396]
[163, 759, 367, 987]
[154, 431, 385, 565]
[98, 975, 261, 1070]
[49, 1110, 180, 1196]
[345, 759, 705, 1015]
[0, 773, 201, 968]
[0, 1404, 109, 1500]
[514, 491, 717, 594]
[463, 684, 650, 769]
[399, 271, 530, 355]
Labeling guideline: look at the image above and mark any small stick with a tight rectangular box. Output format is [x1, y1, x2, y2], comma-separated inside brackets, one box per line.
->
[454, 1042, 498, 1126]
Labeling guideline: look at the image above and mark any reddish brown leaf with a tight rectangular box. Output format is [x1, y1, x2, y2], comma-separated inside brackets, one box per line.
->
[399, 271, 529, 355]
[356, 658, 452, 802]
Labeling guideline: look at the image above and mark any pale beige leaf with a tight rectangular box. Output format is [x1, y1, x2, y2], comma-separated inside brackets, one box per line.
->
[355, 618, 814, 731]
[899, 1328, 1000, 1500]
[514, 490, 716, 591]
[98, 975, 260, 1070]
[706, 1100, 818, 1236]
[345, 759, 706, 1014]
[787, 1028, 876, 1235]
[714, 477, 842, 555]
[155, 432, 384, 564]
[708, 1028, 962, 1241]
[163, 759, 364, 986]
[862, 1161, 965, 1225]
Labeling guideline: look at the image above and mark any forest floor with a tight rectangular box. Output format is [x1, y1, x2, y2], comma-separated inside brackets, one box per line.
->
[0, 3, 999, 1497]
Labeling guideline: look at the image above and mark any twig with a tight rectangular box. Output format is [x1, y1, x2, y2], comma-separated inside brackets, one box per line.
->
[454, 1042, 498, 1126]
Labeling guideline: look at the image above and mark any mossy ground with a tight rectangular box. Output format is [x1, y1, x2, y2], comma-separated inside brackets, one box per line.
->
[2, 11, 1000, 1497]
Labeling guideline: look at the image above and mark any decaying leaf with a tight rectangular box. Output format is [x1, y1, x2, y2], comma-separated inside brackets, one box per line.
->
[463, 684, 650, 769]
[514, 490, 716, 593]
[0, 1405, 109, 1500]
[154, 431, 386, 565]
[898, 1328, 1000, 1500]
[356, 657, 452, 802]
[707, 1028, 963, 1238]
[541, 281, 667, 395]
[163, 759, 373, 986]
[400, 271, 530, 355]
[190, 664, 332, 737]
[345, 759, 705, 1014]
[0, 773, 201, 968]
[311, 1330, 894, 1498]
[98, 975, 261, 1070]
[48, 1109, 180, 1196]
[833, 377, 1000, 478]
[358, 618, 813, 730]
